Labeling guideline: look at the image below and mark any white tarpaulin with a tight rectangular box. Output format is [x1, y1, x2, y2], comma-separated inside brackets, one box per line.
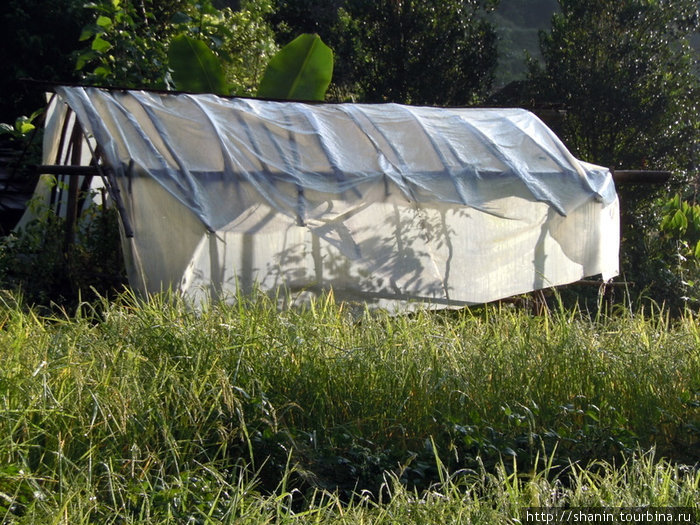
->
[46, 86, 619, 308]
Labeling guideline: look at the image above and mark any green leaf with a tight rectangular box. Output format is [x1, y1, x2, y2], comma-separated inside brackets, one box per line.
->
[689, 206, 700, 231]
[92, 35, 112, 53]
[257, 34, 333, 101]
[695, 241, 700, 259]
[168, 34, 228, 95]
[76, 50, 97, 71]
[170, 11, 191, 24]
[17, 121, 35, 135]
[79, 26, 96, 42]
[28, 108, 44, 122]
[94, 66, 113, 78]
[670, 209, 689, 233]
[96, 15, 113, 29]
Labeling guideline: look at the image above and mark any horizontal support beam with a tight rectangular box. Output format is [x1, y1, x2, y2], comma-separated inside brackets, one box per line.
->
[612, 170, 672, 185]
[575, 279, 632, 287]
[36, 165, 101, 176]
[37, 165, 672, 197]
[35, 163, 134, 238]
[38, 165, 673, 185]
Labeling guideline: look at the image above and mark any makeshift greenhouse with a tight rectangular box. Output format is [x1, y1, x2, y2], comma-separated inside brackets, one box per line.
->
[33, 86, 619, 308]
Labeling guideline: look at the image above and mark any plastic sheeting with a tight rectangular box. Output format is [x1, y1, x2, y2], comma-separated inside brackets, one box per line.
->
[49, 86, 619, 308]
[19, 93, 103, 231]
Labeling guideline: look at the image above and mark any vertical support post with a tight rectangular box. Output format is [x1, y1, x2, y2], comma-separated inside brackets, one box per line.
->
[63, 119, 84, 250]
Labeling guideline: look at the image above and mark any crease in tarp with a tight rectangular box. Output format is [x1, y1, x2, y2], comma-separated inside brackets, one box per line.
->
[337, 104, 419, 204]
[399, 105, 472, 208]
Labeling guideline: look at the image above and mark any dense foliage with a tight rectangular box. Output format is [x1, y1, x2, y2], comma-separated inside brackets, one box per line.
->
[343, 0, 499, 105]
[530, 0, 699, 171]
[527, 0, 700, 310]
[0, 292, 698, 521]
[270, 0, 500, 104]
[0, 201, 126, 307]
[76, 0, 278, 96]
[0, 0, 89, 123]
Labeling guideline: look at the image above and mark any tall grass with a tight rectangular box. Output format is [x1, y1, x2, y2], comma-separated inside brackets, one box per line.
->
[0, 289, 698, 523]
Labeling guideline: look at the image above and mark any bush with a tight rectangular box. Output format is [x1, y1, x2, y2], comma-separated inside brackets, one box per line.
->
[0, 198, 126, 308]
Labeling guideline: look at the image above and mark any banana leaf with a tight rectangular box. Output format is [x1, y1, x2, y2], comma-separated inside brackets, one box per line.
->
[257, 34, 333, 101]
[168, 35, 228, 96]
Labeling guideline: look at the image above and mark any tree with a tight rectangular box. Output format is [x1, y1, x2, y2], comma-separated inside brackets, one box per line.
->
[269, 0, 500, 105]
[0, 0, 90, 123]
[267, 0, 354, 98]
[218, 1, 279, 96]
[76, 0, 190, 88]
[529, 0, 699, 171]
[528, 0, 700, 309]
[76, 0, 278, 95]
[344, 0, 499, 105]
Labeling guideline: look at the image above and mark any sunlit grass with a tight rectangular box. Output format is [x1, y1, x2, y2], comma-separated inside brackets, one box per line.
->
[0, 289, 698, 522]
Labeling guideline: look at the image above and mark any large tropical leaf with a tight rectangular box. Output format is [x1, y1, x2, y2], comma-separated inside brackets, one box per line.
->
[168, 34, 228, 95]
[257, 34, 333, 101]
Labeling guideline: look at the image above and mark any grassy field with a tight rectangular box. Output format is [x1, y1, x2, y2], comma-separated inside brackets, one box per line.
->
[0, 289, 698, 523]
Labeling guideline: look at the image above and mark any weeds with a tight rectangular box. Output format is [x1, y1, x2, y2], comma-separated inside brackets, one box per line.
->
[0, 290, 698, 522]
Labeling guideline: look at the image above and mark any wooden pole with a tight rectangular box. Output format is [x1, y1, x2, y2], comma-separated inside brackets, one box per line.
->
[63, 122, 84, 249]
[36, 165, 100, 176]
[611, 170, 672, 185]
